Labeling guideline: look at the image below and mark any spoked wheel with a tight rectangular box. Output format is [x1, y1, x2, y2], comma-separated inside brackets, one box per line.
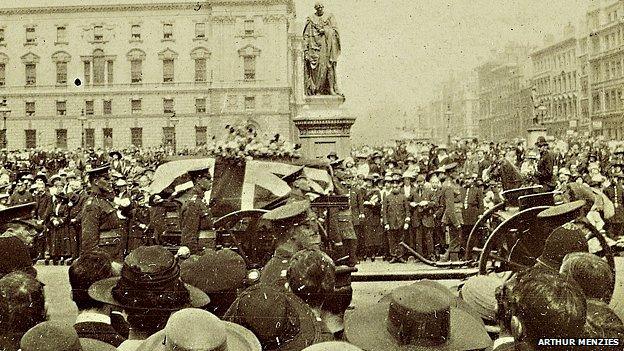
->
[214, 209, 271, 268]
[581, 222, 616, 276]
[478, 207, 617, 275]
[464, 202, 506, 261]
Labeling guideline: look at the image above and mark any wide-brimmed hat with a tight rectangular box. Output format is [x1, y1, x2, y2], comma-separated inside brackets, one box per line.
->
[180, 249, 247, 316]
[558, 167, 572, 176]
[20, 321, 117, 351]
[536, 222, 589, 271]
[109, 150, 123, 159]
[34, 172, 48, 184]
[89, 246, 210, 311]
[345, 280, 492, 351]
[136, 308, 261, 351]
[302, 341, 364, 351]
[535, 136, 548, 147]
[223, 284, 322, 351]
[459, 275, 504, 323]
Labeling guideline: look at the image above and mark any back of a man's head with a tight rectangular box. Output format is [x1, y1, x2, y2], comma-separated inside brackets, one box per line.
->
[0, 271, 46, 334]
[511, 267, 587, 349]
[287, 249, 336, 309]
[584, 300, 624, 340]
[68, 251, 113, 311]
[560, 252, 614, 303]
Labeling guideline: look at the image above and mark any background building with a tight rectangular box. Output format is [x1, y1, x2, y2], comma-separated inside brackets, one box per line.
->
[0, 0, 296, 150]
[587, 0, 624, 139]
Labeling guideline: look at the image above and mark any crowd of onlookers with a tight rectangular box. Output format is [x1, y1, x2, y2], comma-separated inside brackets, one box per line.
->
[0, 132, 623, 350]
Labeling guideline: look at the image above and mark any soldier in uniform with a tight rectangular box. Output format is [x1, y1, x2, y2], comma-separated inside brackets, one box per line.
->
[80, 165, 126, 262]
[259, 200, 322, 289]
[459, 173, 484, 256]
[180, 169, 214, 254]
[439, 163, 462, 261]
[604, 164, 624, 238]
[66, 177, 87, 262]
[382, 178, 410, 263]
[328, 173, 358, 267]
[535, 136, 556, 191]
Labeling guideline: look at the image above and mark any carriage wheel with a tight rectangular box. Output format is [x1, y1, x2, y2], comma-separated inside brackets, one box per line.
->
[464, 202, 506, 261]
[478, 208, 617, 275]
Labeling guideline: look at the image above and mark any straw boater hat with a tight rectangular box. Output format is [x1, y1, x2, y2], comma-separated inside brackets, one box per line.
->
[89, 246, 210, 311]
[345, 280, 492, 351]
[136, 308, 261, 351]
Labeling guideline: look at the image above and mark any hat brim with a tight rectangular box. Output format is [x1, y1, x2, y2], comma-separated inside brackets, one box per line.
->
[135, 321, 261, 351]
[80, 338, 118, 351]
[345, 300, 492, 351]
[88, 277, 210, 311]
[225, 290, 322, 351]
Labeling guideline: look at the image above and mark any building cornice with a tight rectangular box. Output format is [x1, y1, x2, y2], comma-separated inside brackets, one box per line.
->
[530, 37, 576, 58]
[0, 0, 295, 16]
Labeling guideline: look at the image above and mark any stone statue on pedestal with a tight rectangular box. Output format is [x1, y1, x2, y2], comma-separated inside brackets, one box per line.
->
[303, 2, 342, 96]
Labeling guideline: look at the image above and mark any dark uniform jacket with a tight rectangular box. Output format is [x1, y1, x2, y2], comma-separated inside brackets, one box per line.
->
[35, 190, 53, 222]
[536, 150, 555, 190]
[441, 179, 462, 228]
[382, 191, 410, 230]
[81, 196, 126, 261]
[8, 190, 34, 206]
[180, 194, 213, 254]
[460, 185, 484, 226]
[349, 186, 365, 227]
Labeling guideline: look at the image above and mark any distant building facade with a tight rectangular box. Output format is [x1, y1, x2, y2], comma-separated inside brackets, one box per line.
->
[0, 0, 296, 150]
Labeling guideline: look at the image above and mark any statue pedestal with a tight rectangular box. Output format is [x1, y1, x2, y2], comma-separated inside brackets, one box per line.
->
[294, 95, 356, 159]
[526, 126, 548, 148]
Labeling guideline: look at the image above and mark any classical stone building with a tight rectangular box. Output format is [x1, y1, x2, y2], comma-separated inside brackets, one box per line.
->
[587, 0, 624, 139]
[530, 24, 583, 138]
[0, 0, 298, 150]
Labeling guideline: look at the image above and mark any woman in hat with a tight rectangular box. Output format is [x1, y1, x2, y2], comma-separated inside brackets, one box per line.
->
[88, 246, 210, 350]
[361, 174, 383, 261]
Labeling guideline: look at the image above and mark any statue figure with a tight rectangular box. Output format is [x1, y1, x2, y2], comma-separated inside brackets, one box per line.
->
[303, 2, 342, 96]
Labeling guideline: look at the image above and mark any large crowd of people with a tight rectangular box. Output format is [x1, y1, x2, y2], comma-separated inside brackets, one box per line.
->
[0, 130, 623, 350]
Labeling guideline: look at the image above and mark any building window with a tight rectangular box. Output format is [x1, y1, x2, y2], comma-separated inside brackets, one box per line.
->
[84, 61, 91, 85]
[25, 64, 36, 86]
[163, 23, 173, 40]
[131, 127, 142, 147]
[85, 100, 94, 115]
[244, 56, 256, 80]
[103, 100, 112, 115]
[25, 102, 35, 117]
[56, 100, 66, 116]
[93, 50, 105, 85]
[163, 98, 174, 114]
[107, 60, 114, 84]
[244, 20, 255, 36]
[131, 25, 141, 40]
[56, 61, 67, 85]
[26, 27, 36, 44]
[131, 59, 142, 83]
[56, 129, 68, 149]
[103, 128, 113, 149]
[56, 26, 67, 43]
[195, 98, 206, 113]
[85, 128, 95, 148]
[25, 129, 36, 149]
[0, 29, 4, 44]
[0, 64, 5, 86]
[195, 126, 207, 147]
[195, 23, 206, 38]
[131, 99, 141, 114]
[94, 25, 103, 41]
[245, 96, 255, 110]
[195, 58, 206, 82]
[163, 59, 174, 83]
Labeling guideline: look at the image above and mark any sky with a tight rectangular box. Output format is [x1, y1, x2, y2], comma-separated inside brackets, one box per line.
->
[292, 0, 592, 144]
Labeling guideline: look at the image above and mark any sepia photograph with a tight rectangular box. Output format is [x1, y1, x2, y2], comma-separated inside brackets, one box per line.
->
[0, 0, 623, 350]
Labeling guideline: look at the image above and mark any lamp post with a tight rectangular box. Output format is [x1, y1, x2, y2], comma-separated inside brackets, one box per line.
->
[444, 107, 452, 145]
[0, 99, 11, 149]
[78, 109, 86, 149]
[168, 113, 179, 153]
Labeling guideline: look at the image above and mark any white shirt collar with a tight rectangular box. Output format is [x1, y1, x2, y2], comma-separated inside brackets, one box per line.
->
[75, 311, 111, 325]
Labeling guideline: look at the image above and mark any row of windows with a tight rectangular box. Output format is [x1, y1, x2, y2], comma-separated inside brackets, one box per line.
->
[592, 88, 623, 112]
[16, 126, 211, 149]
[591, 57, 624, 81]
[0, 20, 257, 46]
[534, 49, 576, 72]
[0, 53, 256, 86]
[15, 96, 259, 117]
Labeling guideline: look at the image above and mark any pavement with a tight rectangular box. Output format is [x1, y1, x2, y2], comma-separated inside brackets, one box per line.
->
[35, 256, 624, 327]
